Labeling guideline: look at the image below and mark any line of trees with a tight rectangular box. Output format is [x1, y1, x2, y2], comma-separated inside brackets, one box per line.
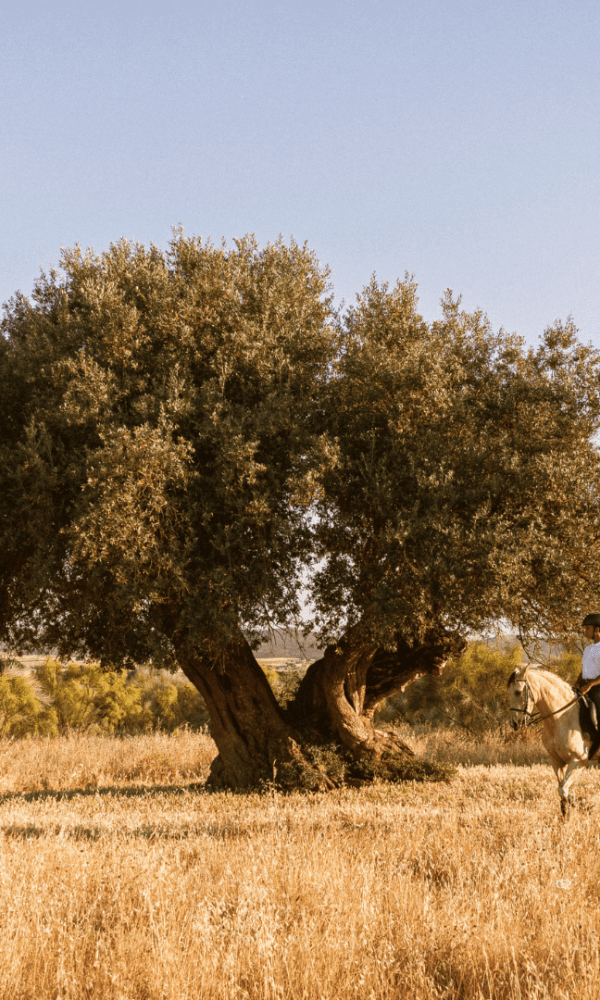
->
[1, 233, 599, 788]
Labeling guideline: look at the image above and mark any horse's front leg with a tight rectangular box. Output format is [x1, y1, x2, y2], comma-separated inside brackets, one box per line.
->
[556, 758, 587, 818]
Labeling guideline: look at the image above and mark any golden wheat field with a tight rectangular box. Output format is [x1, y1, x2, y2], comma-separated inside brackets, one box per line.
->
[0, 729, 598, 1000]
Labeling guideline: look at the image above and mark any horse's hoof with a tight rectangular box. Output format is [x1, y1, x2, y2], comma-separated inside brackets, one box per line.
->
[560, 799, 570, 819]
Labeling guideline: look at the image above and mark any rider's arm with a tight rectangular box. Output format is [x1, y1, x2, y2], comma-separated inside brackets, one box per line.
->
[579, 675, 600, 693]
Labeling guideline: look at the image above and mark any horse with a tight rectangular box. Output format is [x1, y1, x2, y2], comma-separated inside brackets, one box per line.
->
[507, 664, 596, 817]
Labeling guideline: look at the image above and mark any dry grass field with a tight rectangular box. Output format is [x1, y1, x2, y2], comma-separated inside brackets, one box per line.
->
[0, 729, 598, 999]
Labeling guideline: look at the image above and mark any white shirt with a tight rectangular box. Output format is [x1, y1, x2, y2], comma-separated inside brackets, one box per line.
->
[582, 642, 600, 679]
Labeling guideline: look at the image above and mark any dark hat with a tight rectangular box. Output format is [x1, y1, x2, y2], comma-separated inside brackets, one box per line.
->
[583, 613, 600, 627]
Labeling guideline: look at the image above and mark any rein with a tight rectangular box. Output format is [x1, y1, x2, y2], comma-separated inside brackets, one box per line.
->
[510, 678, 583, 727]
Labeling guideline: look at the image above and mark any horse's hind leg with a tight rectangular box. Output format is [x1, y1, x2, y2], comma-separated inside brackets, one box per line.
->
[554, 764, 571, 818]
[548, 754, 569, 815]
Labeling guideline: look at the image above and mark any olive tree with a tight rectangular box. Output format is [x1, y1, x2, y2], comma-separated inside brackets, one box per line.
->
[1, 239, 599, 789]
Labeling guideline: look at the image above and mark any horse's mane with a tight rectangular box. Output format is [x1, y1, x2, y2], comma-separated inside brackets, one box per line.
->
[530, 667, 576, 695]
[507, 665, 574, 697]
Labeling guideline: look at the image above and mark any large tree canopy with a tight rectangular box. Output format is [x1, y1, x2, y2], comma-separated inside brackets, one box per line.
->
[2, 235, 600, 788]
[311, 278, 600, 645]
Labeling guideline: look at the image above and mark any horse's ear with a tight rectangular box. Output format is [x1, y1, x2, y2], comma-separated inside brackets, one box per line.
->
[507, 665, 527, 688]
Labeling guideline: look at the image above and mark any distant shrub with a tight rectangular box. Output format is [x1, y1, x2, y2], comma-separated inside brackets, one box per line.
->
[35, 660, 147, 734]
[0, 643, 581, 741]
[0, 675, 57, 737]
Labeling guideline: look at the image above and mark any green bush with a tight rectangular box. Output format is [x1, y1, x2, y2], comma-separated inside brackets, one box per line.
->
[0, 674, 57, 737]
[35, 660, 147, 733]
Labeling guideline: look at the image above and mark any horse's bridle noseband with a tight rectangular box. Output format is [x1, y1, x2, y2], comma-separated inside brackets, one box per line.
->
[510, 678, 538, 727]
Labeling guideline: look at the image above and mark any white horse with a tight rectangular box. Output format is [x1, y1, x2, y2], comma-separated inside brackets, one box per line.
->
[507, 664, 597, 817]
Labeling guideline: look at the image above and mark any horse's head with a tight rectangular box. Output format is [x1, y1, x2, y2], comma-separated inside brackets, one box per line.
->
[507, 665, 534, 731]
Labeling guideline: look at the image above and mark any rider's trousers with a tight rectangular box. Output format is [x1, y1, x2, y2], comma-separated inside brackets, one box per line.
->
[586, 684, 600, 730]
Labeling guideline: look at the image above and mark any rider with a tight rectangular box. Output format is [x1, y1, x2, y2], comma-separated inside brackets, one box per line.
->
[575, 613, 600, 727]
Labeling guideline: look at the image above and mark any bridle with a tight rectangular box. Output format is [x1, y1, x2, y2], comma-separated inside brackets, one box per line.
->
[510, 678, 538, 727]
[510, 676, 583, 728]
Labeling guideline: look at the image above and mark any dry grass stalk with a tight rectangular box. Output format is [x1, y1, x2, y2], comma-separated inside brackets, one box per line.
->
[0, 729, 595, 998]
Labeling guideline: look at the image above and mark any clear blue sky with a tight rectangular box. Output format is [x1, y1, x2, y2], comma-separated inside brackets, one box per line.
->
[2, 0, 599, 346]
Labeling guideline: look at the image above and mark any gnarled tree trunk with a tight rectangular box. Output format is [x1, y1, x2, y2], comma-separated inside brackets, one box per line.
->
[175, 629, 465, 790]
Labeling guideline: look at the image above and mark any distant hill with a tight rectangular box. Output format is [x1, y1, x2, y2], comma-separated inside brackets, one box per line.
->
[254, 632, 323, 662]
